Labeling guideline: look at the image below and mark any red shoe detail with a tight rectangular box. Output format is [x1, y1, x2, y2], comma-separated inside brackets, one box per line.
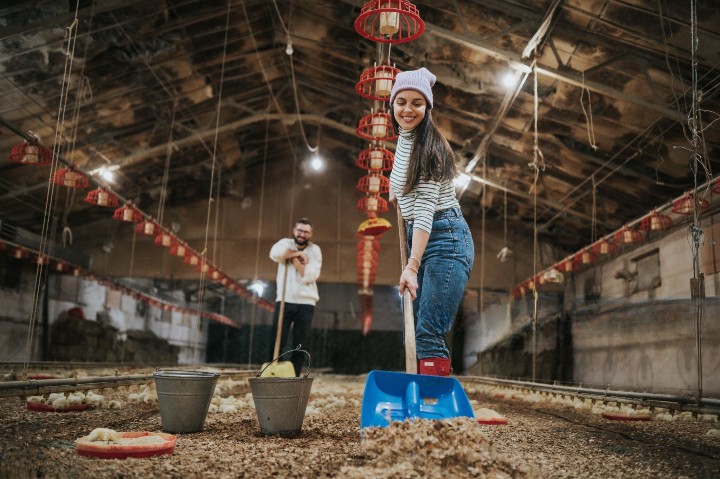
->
[418, 357, 452, 376]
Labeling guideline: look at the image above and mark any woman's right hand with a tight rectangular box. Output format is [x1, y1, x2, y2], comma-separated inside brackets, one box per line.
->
[399, 267, 418, 299]
[388, 188, 397, 207]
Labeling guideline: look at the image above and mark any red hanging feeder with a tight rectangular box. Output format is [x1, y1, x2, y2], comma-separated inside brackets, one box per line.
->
[354, 0, 425, 44]
[53, 167, 89, 188]
[592, 238, 618, 256]
[357, 250, 379, 266]
[357, 217, 392, 236]
[169, 240, 187, 257]
[184, 251, 200, 266]
[356, 146, 394, 171]
[113, 205, 142, 223]
[356, 111, 397, 141]
[557, 258, 573, 273]
[84, 188, 119, 208]
[356, 64, 401, 101]
[672, 191, 709, 215]
[154, 231, 173, 248]
[573, 249, 597, 268]
[640, 210, 673, 231]
[53, 261, 66, 272]
[356, 173, 390, 195]
[357, 195, 389, 218]
[613, 224, 644, 245]
[542, 268, 564, 284]
[10, 247, 29, 260]
[9, 141, 52, 165]
[134, 220, 157, 236]
[196, 261, 212, 274]
[357, 237, 381, 252]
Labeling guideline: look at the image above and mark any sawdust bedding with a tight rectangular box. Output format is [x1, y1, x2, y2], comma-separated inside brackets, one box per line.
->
[1, 373, 718, 478]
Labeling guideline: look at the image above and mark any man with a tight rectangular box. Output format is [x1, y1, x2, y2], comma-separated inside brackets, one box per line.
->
[268, 218, 322, 376]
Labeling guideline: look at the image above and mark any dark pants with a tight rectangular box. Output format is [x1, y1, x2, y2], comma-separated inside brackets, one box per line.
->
[268, 302, 314, 376]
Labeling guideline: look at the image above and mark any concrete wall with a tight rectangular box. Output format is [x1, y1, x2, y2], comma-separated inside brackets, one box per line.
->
[0, 263, 210, 364]
[469, 216, 720, 396]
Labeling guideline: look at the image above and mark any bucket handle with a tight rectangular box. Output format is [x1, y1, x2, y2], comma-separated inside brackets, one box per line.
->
[257, 344, 311, 378]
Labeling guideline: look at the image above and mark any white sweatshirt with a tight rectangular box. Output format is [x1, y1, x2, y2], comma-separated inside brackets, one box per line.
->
[269, 238, 322, 305]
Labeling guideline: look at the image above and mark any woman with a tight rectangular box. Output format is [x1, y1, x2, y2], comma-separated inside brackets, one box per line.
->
[388, 67, 475, 376]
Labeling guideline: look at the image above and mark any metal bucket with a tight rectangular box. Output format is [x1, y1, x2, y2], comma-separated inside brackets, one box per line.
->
[249, 376, 314, 436]
[154, 370, 220, 433]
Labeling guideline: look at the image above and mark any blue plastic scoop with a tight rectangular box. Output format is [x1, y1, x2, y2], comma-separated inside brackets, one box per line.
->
[360, 210, 474, 429]
[360, 370, 474, 428]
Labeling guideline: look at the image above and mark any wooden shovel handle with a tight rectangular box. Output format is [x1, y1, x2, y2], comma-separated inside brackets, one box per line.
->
[397, 207, 417, 374]
[273, 261, 289, 359]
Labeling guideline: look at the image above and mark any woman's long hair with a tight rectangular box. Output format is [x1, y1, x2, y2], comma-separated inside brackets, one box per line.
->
[391, 109, 457, 195]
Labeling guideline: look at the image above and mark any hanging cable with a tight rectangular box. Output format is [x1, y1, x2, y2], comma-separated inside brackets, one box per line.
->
[196, 0, 232, 360]
[24, 4, 80, 377]
[580, 71, 599, 151]
[248, 119, 270, 368]
[529, 60, 544, 194]
[688, 0, 704, 404]
[157, 99, 178, 226]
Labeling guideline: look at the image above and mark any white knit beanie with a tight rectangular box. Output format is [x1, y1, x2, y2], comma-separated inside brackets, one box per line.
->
[390, 67, 436, 109]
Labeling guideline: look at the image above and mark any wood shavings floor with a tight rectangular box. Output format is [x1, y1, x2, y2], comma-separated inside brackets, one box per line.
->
[1, 373, 718, 478]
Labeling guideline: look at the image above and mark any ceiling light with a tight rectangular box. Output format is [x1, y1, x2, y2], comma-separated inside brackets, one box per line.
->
[453, 173, 471, 189]
[310, 155, 324, 172]
[500, 71, 517, 90]
[285, 42, 293, 56]
[100, 169, 115, 182]
[248, 280, 266, 297]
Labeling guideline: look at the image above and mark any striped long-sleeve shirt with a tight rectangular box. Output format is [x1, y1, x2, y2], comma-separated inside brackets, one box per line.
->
[389, 128, 460, 234]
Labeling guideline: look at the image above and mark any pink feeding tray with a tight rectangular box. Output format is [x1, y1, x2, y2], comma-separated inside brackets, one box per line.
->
[27, 402, 90, 413]
[76, 432, 176, 459]
[477, 417, 509, 425]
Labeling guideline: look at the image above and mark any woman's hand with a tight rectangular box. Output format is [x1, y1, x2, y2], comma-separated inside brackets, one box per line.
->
[399, 266, 418, 299]
[388, 189, 397, 207]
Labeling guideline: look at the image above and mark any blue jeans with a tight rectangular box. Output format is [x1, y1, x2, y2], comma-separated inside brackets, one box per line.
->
[407, 207, 474, 359]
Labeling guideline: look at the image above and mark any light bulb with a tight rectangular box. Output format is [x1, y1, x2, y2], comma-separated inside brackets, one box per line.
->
[453, 173, 471, 189]
[500, 71, 516, 90]
[100, 170, 115, 183]
[285, 42, 293, 56]
[310, 155, 323, 171]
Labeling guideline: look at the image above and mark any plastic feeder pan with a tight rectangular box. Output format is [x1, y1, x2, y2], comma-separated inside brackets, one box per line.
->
[27, 402, 90, 413]
[27, 374, 56, 380]
[477, 417, 509, 425]
[601, 411, 652, 422]
[75, 432, 176, 459]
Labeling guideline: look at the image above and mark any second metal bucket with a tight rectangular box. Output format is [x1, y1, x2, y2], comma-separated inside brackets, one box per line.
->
[154, 370, 220, 433]
[249, 376, 314, 436]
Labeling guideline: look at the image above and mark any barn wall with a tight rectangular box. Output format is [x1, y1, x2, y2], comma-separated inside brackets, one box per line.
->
[467, 216, 720, 395]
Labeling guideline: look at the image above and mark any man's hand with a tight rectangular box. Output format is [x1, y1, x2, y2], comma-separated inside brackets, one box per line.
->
[283, 249, 307, 263]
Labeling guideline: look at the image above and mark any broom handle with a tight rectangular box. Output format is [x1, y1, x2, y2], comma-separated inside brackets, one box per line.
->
[273, 261, 289, 359]
[397, 207, 417, 374]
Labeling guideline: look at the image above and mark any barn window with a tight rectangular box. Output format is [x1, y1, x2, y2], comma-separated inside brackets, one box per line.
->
[633, 249, 661, 292]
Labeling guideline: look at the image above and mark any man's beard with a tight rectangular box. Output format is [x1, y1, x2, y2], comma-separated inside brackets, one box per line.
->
[294, 236, 308, 247]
